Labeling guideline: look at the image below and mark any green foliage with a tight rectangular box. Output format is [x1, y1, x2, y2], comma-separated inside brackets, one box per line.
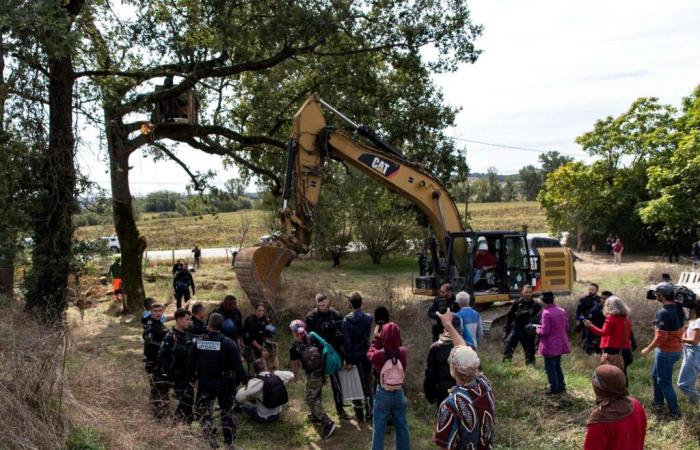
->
[312, 172, 352, 264]
[65, 426, 107, 450]
[143, 190, 183, 213]
[539, 150, 574, 175]
[472, 167, 503, 202]
[518, 165, 544, 201]
[503, 178, 517, 201]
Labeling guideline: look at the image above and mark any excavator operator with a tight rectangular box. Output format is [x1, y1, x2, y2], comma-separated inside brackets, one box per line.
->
[473, 241, 497, 288]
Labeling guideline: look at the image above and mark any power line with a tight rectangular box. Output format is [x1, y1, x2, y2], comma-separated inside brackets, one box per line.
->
[449, 136, 584, 156]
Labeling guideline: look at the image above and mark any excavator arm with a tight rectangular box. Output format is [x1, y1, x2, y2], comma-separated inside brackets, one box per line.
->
[234, 94, 466, 310]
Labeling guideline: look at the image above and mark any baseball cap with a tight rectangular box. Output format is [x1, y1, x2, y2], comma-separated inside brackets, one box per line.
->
[655, 282, 675, 299]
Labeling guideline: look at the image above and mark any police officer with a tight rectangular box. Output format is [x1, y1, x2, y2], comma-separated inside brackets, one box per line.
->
[143, 303, 170, 419]
[503, 284, 542, 365]
[575, 283, 601, 348]
[190, 303, 208, 338]
[158, 308, 194, 423]
[190, 312, 247, 448]
[305, 293, 347, 419]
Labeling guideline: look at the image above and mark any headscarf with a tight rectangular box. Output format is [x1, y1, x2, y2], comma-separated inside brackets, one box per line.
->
[587, 364, 634, 425]
[379, 322, 402, 357]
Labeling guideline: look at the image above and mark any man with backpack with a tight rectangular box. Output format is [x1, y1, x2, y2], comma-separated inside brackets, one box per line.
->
[289, 319, 338, 439]
[235, 358, 293, 423]
[305, 293, 347, 420]
[367, 322, 410, 450]
[173, 264, 195, 309]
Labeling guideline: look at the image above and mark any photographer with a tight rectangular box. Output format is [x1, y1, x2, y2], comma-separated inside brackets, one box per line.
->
[640, 283, 686, 419]
[305, 294, 347, 420]
[428, 283, 460, 342]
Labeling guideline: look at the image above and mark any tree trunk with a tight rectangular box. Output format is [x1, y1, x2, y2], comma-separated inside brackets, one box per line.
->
[107, 120, 146, 313]
[24, 55, 77, 322]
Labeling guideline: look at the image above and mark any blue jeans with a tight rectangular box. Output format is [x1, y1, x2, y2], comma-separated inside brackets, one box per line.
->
[677, 345, 700, 403]
[372, 387, 410, 450]
[544, 356, 565, 393]
[651, 349, 682, 415]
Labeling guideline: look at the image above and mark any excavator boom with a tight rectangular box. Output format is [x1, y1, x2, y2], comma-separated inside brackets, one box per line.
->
[233, 94, 466, 312]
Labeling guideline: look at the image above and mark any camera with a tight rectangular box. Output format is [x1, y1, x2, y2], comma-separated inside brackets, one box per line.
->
[437, 299, 449, 315]
[647, 280, 697, 309]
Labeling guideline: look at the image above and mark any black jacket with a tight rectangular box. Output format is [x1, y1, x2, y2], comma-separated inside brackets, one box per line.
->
[428, 295, 459, 339]
[158, 328, 193, 381]
[424, 339, 455, 404]
[505, 298, 542, 335]
[305, 307, 343, 355]
[342, 310, 373, 365]
[172, 262, 184, 276]
[173, 270, 195, 294]
[576, 294, 601, 320]
[210, 307, 242, 340]
[143, 319, 168, 373]
[190, 317, 207, 337]
[189, 331, 247, 385]
[242, 314, 272, 347]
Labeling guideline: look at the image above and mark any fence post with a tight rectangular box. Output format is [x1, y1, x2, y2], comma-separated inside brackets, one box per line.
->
[172, 249, 175, 266]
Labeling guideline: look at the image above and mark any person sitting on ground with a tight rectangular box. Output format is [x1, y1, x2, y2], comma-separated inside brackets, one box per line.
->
[583, 364, 647, 450]
[210, 295, 243, 344]
[424, 316, 461, 405]
[455, 291, 483, 350]
[583, 296, 633, 379]
[535, 291, 570, 395]
[434, 310, 495, 450]
[172, 263, 195, 309]
[243, 303, 275, 373]
[676, 302, 700, 404]
[235, 358, 294, 424]
[503, 284, 541, 365]
[289, 320, 337, 439]
[367, 322, 410, 450]
[189, 303, 207, 338]
[473, 241, 497, 286]
[342, 292, 375, 422]
[428, 283, 460, 342]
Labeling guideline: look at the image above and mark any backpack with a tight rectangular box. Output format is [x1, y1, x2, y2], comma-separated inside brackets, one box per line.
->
[380, 353, 405, 391]
[310, 331, 342, 375]
[300, 343, 323, 373]
[257, 373, 288, 408]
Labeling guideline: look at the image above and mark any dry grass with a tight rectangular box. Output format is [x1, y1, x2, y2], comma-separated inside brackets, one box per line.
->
[466, 201, 548, 233]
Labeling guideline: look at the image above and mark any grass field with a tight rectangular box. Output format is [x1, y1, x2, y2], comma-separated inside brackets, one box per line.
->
[26, 253, 695, 449]
[75, 201, 549, 250]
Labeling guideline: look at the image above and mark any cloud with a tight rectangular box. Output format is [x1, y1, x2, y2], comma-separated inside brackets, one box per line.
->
[581, 70, 650, 82]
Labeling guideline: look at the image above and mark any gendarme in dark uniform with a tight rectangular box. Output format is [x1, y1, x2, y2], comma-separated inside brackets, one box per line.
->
[158, 324, 194, 423]
[143, 311, 170, 419]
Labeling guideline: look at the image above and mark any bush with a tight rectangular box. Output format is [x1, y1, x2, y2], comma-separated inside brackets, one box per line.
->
[66, 427, 107, 450]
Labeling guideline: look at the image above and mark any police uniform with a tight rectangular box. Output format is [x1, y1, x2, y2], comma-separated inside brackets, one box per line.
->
[190, 330, 247, 446]
[503, 298, 542, 364]
[143, 318, 170, 419]
[158, 327, 194, 423]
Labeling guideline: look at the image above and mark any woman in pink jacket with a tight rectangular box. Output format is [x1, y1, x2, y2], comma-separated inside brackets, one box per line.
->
[536, 291, 570, 395]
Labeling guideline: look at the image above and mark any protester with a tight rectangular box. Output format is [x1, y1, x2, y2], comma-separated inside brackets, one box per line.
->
[157, 308, 194, 423]
[605, 234, 614, 256]
[434, 311, 494, 450]
[612, 238, 623, 265]
[289, 319, 337, 439]
[428, 283, 459, 342]
[142, 303, 170, 419]
[342, 292, 375, 422]
[189, 303, 207, 337]
[576, 283, 601, 346]
[367, 322, 410, 450]
[305, 293, 347, 419]
[141, 296, 174, 327]
[243, 303, 276, 373]
[172, 258, 185, 276]
[583, 365, 647, 450]
[535, 291, 569, 395]
[424, 316, 461, 405]
[210, 295, 243, 344]
[107, 257, 123, 309]
[173, 264, 195, 308]
[640, 282, 686, 418]
[235, 358, 294, 423]
[676, 303, 700, 403]
[455, 291, 483, 349]
[503, 284, 541, 365]
[583, 296, 633, 378]
[192, 245, 202, 270]
[190, 313, 247, 447]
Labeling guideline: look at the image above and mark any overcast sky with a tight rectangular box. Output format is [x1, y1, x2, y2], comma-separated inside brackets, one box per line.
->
[79, 0, 700, 193]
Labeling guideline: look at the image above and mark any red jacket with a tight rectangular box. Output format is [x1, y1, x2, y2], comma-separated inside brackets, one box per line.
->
[584, 399, 646, 450]
[367, 322, 408, 374]
[589, 315, 631, 349]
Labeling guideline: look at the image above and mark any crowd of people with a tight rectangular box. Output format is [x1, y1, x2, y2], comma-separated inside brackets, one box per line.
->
[138, 270, 699, 449]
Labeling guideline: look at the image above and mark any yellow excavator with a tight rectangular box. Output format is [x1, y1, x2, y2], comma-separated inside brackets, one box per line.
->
[233, 94, 574, 312]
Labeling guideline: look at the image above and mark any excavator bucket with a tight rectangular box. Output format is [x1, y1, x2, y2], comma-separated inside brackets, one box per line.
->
[233, 246, 296, 313]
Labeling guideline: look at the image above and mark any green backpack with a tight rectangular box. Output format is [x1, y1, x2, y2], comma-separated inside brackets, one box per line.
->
[309, 331, 342, 375]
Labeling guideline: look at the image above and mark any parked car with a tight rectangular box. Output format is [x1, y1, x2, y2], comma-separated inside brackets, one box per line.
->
[101, 236, 120, 253]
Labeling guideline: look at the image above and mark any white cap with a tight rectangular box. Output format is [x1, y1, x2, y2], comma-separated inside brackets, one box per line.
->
[478, 242, 488, 251]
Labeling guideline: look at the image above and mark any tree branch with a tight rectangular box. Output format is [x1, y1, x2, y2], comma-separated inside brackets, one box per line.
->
[149, 142, 206, 192]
